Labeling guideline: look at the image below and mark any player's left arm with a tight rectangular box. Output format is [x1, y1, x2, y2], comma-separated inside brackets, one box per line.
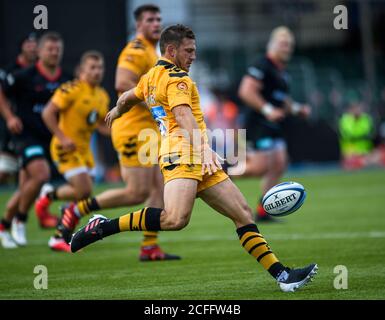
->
[115, 68, 139, 93]
[168, 78, 221, 175]
[172, 105, 222, 175]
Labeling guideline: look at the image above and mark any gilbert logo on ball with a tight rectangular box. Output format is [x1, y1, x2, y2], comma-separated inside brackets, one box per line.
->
[262, 182, 306, 217]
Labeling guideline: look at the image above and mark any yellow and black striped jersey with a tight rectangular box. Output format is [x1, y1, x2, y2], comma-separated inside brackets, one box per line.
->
[50, 79, 109, 148]
[134, 58, 207, 160]
[113, 34, 158, 133]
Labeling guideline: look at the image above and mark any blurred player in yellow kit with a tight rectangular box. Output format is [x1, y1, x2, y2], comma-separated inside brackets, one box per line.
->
[56, 4, 180, 260]
[39, 51, 110, 252]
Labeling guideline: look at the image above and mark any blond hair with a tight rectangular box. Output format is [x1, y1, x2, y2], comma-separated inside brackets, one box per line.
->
[80, 50, 104, 65]
[267, 26, 294, 52]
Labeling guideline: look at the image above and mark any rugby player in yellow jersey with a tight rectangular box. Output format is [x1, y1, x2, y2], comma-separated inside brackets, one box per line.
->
[70, 25, 318, 292]
[40, 51, 110, 252]
[55, 4, 179, 260]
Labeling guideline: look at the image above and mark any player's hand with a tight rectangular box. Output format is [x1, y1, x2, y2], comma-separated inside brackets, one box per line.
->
[201, 143, 222, 176]
[7, 115, 23, 134]
[59, 136, 76, 152]
[298, 104, 311, 118]
[265, 108, 285, 122]
[105, 107, 121, 128]
[290, 102, 311, 119]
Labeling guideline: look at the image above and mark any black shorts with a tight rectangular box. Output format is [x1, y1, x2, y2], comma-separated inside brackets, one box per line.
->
[12, 135, 50, 169]
[246, 120, 286, 151]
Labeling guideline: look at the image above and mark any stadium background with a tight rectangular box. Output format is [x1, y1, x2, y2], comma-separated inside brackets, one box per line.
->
[2, 0, 384, 179]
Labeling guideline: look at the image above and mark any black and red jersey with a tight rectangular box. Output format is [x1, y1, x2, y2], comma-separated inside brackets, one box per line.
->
[2, 62, 71, 143]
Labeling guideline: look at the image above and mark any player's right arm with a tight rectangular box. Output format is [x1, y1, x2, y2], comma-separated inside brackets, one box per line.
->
[115, 68, 139, 93]
[115, 40, 148, 90]
[115, 68, 148, 109]
[0, 73, 23, 134]
[43, 81, 80, 151]
[238, 73, 285, 122]
[42, 101, 75, 151]
[105, 87, 143, 128]
[0, 89, 23, 134]
[115, 42, 149, 108]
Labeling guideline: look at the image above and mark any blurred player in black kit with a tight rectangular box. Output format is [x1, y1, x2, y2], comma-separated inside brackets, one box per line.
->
[237, 26, 310, 222]
[0, 33, 38, 184]
[0, 32, 71, 248]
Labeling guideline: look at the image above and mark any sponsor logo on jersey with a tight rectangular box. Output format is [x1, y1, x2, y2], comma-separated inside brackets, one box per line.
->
[87, 110, 99, 125]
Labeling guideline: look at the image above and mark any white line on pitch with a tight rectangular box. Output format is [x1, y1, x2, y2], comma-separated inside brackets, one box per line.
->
[27, 230, 385, 245]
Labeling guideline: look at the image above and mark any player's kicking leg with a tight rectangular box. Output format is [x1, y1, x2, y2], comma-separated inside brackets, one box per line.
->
[49, 170, 93, 252]
[70, 174, 316, 292]
[57, 165, 180, 260]
[70, 178, 196, 252]
[197, 177, 317, 292]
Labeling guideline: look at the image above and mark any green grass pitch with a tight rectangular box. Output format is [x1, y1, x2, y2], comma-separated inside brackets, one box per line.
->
[1, 169, 385, 299]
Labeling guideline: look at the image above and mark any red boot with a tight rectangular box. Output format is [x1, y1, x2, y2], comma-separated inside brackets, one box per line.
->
[255, 202, 277, 223]
[35, 195, 59, 229]
[48, 236, 71, 252]
[139, 245, 181, 262]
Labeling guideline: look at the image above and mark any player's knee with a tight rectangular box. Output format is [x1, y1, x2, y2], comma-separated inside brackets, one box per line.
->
[270, 164, 286, 178]
[266, 161, 284, 177]
[248, 162, 268, 176]
[272, 157, 287, 176]
[33, 171, 50, 185]
[172, 216, 190, 230]
[126, 186, 150, 203]
[163, 210, 191, 230]
[76, 188, 92, 200]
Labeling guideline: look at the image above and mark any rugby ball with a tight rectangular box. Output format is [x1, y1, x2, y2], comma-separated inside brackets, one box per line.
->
[262, 182, 306, 217]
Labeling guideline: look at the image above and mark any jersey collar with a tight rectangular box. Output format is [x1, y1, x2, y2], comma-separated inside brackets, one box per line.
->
[156, 57, 188, 73]
[156, 57, 175, 68]
[36, 60, 62, 82]
[80, 78, 99, 92]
